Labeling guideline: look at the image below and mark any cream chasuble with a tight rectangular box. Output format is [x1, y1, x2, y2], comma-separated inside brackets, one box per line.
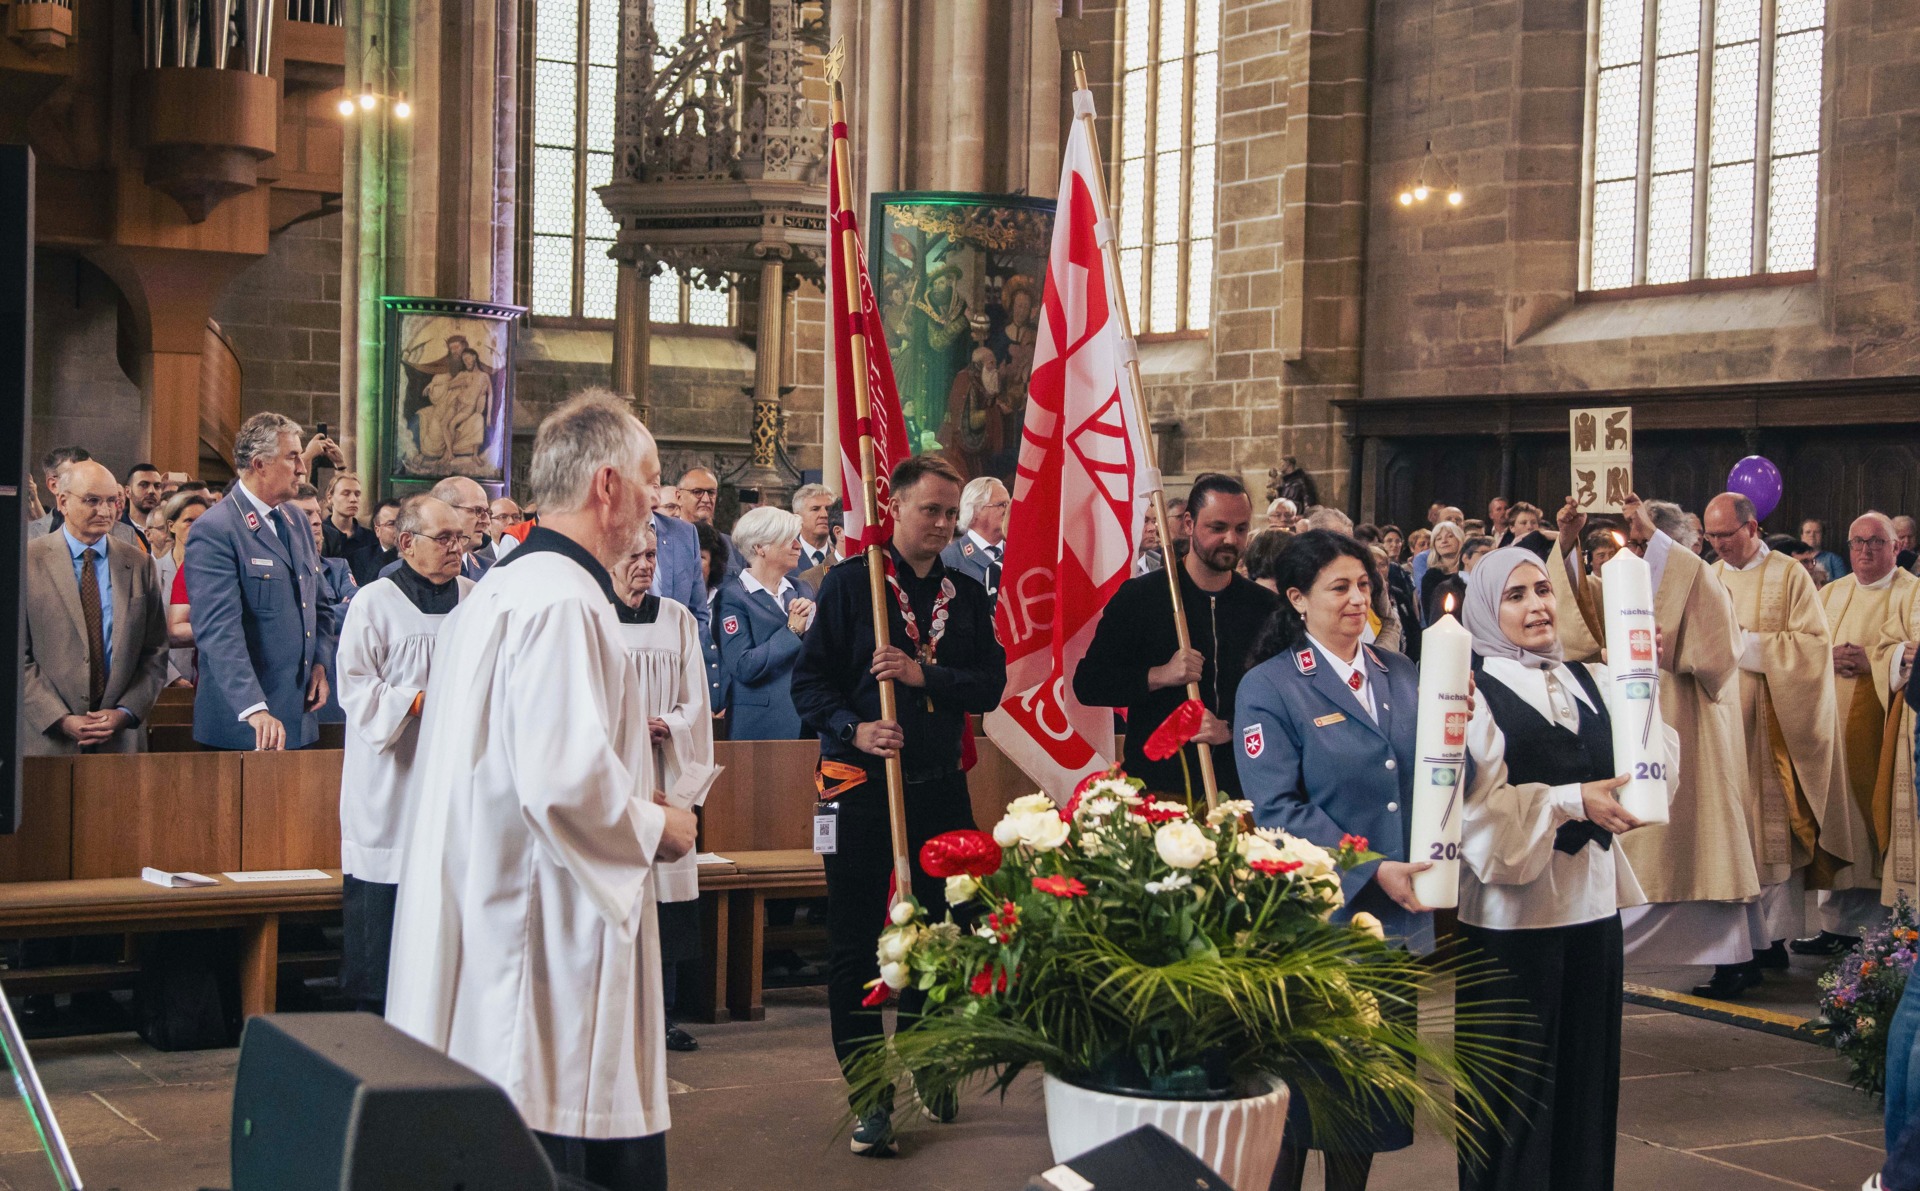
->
[1821, 568, 1920, 905]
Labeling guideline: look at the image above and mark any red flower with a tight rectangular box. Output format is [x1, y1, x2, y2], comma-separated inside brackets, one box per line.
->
[1130, 800, 1189, 824]
[969, 964, 1011, 997]
[920, 830, 1004, 879]
[861, 982, 891, 1008]
[985, 899, 1021, 943]
[1340, 834, 1370, 852]
[1032, 874, 1089, 898]
[1250, 859, 1304, 877]
[1142, 699, 1206, 761]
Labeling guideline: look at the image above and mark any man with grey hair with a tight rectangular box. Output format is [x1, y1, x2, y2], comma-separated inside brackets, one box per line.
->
[184, 412, 337, 751]
[940, 475, 1009, 599]
[1643, 499, 1697, 548]
[387, 390, 697, 1191]
[791, 482, 838, 573]
[377, 476, 495, 582]
[1301, 505, 1353, 534]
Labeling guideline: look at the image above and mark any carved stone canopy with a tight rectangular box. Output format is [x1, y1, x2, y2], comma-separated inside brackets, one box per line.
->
[595, 177, 827, 290]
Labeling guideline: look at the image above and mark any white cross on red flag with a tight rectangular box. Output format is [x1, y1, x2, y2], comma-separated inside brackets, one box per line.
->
[825, 120, 911, 551]
[984, 94, 1152, 801]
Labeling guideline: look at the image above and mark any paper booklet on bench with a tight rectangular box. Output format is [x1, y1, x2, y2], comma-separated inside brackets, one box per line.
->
[221, 869, 331, 883]
[142, 868, 217, 888]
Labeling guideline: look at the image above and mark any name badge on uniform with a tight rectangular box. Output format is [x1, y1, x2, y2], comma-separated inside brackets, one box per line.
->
[812, 803, 838, 855]
[250, 557, 275, 568]
[1313, 712, 1347, 727]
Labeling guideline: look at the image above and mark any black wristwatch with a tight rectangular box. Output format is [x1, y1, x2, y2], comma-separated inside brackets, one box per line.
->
[836, 720, 858, 745]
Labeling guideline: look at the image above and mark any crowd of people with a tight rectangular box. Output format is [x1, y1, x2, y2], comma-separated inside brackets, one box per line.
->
[23, 399, 1920, 1191]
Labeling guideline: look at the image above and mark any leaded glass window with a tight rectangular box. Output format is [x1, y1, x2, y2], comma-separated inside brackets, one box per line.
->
[1116, 0, 1218, 334]
[527, 0, 731, 326]
[1585, 0, 1824, 290]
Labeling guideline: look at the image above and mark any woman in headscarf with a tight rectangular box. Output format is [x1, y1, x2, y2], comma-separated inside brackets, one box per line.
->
[1454, 546, 1676, 1191]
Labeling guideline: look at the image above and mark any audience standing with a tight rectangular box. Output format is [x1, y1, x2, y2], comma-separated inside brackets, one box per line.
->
[715, 506, 816, 740]
[940, 476, 1009, 600]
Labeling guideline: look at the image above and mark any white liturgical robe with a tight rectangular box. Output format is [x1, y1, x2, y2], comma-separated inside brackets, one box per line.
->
[336, 575, 471, 884]
[618, 598, 720, 905]
[385, 544, 671, 1140]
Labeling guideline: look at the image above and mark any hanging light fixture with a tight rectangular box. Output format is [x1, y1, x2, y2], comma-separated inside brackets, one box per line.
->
[338, 36, 413, 120]
[1397, 140, 1463, 211]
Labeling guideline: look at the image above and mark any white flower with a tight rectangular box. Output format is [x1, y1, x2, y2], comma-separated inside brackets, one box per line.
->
[1236, 833, 1286, 865]
[1155, 821, 1218, 869]
[992, 817, 1024, 847]
[1081, 796, 1120, 820]
[1351, 911, 1386, 941]
[996, 803, 1072, 852]
[890, 900, 916, 926]
[1274, 834, 1338, 880]
[877, 927, 919, 964]
[1024, 812, 1071, 851]
[1084, 777, 1143, 804]
[1207, 799, 1255, 826]
[945, 874, 979, 904]
[1354, 989, 1383, 1027]
[1144, 874, 1193, 894]
[925, 921, 961, 943]
[1009, 792, 1059, 817]
[879, 961, 911, 990]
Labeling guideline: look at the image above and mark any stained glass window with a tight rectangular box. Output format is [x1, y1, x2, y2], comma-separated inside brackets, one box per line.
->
[1116, 0, 1218, 334]
[1585, 0, 1825, 290]
[527, 0, 732, 326]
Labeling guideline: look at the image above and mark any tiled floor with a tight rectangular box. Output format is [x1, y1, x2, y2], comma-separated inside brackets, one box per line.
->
[0, 988, 1885, 1191]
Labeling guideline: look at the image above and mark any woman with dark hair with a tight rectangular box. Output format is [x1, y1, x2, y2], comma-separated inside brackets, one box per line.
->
[1233, 530, 1432, 1191]
[697, 520, 731, 722]
[1454, 546, 1672, 1191]
[1241, 527, 1293, 591]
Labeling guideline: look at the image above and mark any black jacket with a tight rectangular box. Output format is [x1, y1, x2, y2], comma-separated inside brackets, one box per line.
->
[791, 547, 1007, 782]
[1073, 565, 1278, 801]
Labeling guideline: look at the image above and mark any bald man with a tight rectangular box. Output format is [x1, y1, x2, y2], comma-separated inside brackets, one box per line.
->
[382, 476, 494, 582]
[1797, 513, 1920, 954]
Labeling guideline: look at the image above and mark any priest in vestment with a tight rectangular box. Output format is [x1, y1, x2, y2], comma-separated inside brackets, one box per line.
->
[1797, 513, 1920, 953]
[386, 392, 699, 1191]
[1550, 497, 1761, 990]
[1701, 492, 1867, 996]
[335, 494, 473, 1015]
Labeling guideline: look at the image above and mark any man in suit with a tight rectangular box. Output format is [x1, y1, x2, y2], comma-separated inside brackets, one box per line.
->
[939, 476, 1009, 600]
[22, 460, 169, 754]
[679, 466, 745, 579]
[650, 505, 709, 637]
[184, 412, 339, 751]
[798, 503, 846, 592]
[791, 483, 838, 574]
[120, 463, 164, 557]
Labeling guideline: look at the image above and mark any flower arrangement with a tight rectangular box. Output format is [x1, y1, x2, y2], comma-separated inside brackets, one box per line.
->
[851, 769, 1496, 1146]
[1817, 895, 1919, 1095]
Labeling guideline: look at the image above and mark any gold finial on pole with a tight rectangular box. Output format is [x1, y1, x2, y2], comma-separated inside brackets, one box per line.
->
[825, 36, 847, 86]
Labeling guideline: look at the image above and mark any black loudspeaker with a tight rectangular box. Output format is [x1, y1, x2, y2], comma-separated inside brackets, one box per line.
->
[230, 1013, 558, 1191]
[0, 143, 31, 836]
[1027, 1126, 1234, 1191]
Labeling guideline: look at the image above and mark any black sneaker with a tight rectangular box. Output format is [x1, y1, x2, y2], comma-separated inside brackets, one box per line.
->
[664, 1024, 699, 1052]
[850, 1106, 896, 1156]
[1790, 931, 1857, 957]
[916, 1081, 958, 1124]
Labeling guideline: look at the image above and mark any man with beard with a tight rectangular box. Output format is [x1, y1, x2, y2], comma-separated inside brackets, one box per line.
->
[1075, 473, 1278, 802]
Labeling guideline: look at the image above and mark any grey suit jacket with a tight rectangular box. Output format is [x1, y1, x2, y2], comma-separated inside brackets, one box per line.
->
[652, 511, 709, 636]
[22, 531, 169, 754]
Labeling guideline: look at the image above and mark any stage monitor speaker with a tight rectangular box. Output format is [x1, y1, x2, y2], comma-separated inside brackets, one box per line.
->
[1027, 1126, 1234, 1191]
[230, 1012, 558, 1191]
[0, 143, 30, 837]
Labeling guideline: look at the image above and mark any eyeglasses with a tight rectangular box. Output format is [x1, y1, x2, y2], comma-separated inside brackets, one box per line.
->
[65, 495, 118, 512]
[984, 501, 1011, 511]
[495, 512, 524, 526]
[407, 531, 467, 552]
[1702, 528, 1747, 544]
[1849, 538, 1892, 550]
[682, 486, 718, 499]
[452, 504, 492, 523]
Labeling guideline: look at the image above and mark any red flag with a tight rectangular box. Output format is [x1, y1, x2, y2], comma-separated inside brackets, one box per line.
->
[984, 94, 1152, 801]
[825, 122, 911, 552]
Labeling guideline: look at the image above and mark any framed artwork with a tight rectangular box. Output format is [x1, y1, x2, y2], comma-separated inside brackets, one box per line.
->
[378, 296, 525, 493]
[869, 191, 1055, 482]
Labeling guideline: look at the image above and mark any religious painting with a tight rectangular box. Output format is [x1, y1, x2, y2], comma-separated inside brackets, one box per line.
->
[1570, 405, 1633, 514]
[869, 191, 1055, 482]
[379, 296, 524, 491]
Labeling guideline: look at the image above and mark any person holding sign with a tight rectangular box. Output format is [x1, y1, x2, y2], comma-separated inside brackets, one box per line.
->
[1233, 530, 1429, 1191]
[1454, 545, 1673, 1191]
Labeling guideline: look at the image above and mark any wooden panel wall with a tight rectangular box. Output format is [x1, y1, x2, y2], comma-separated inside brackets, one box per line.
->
[71, 753, 242, 879]
[0, 759, 74, 882]
[241, 751, 343, 870]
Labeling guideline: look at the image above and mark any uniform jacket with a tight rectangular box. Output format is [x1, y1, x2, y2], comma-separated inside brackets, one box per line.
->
[651, 511, 709, 637]
[939, 535, 1002, 599]
[183, 488, 340, 749]
[22, 531, 169, 754]
[1233, 639, 1434, 952]
[714, 574, 814, 740]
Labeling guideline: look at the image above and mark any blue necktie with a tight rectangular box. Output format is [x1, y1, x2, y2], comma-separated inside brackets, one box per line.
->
[269, 507, 293, 554]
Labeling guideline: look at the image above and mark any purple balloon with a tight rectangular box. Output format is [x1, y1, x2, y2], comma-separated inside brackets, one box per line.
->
[1726, 455, 1783, 521]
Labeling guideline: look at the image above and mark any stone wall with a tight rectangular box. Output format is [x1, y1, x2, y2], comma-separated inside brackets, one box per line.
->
[30, 254, 144, 478]
[210, 213, 346, 431]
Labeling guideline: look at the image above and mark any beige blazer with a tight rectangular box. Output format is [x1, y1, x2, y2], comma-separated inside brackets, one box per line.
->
[22, 530, 169, 755]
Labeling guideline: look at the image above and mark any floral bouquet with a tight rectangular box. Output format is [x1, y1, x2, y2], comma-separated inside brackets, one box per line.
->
[850, 769, 1499, 1147]
[1818, 895, 1919, 1095]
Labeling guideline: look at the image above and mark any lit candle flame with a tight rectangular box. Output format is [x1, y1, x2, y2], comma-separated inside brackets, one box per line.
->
[1444, 593, 1456, 614]
[1611, 531, 1626, 547]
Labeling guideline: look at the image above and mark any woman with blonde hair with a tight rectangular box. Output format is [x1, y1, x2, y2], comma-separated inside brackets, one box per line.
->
[713, 505, 816, 740]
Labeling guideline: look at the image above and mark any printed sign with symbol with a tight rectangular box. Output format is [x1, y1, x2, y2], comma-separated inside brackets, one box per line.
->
[1570, 406, 1633, 514]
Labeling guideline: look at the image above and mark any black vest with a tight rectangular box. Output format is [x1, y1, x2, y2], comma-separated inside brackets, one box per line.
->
[1472, 660, 1616, 855]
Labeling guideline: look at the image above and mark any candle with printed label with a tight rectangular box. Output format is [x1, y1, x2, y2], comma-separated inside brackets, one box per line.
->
[1600, 535, 1669, 823]
[1409, 597, 1473, 908]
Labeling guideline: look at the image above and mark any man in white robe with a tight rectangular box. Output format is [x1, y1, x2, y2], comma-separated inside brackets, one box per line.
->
[387, 391, 699, 1191]
[336, 494, 473, 1013]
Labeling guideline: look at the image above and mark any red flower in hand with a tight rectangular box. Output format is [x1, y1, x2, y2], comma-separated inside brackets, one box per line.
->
[1032, 874, 1089, 898]
[1142, 699, 1206, 761]
[1250, 859, 1305, 877]
[920, 829, 1004, 879]
[861, 982, 891, 1008]
[1340, 833, 1370, 852]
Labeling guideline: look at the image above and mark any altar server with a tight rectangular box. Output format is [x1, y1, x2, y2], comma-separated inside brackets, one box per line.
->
[1233, 530, 1430, 1191]
[335, 494, 472, 1014]
[385, 392, 699, 1191]
[613, 525, 721, 1054]
[1455, 545, 1674, 1191]
[1549, 496, 1762, 991]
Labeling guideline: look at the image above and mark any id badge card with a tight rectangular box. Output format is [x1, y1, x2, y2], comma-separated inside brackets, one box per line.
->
[813, 801, 839, 855]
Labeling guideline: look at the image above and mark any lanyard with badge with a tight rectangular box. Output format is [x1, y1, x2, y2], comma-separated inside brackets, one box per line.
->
[883, 556, 955, 712]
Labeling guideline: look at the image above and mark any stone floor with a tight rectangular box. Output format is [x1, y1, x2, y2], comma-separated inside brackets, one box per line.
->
[0, 982, 1886, 1191]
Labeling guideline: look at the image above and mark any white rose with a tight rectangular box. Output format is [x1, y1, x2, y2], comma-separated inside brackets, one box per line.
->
[879, 961, 911, 990]
[1022, 811, 1072, 852]
[945, 874, 979, 904]
[1276, 834, 1337, 880]
[877, 927, 917, 964]
[1009, 793, 1058, 817]
[1236, 833, 1286, 865]
[890, 900, 916, 925]
[992, 816, 1024, 847]
[1155, 821, 1218, 869]
[1350, 911, 1386, 941]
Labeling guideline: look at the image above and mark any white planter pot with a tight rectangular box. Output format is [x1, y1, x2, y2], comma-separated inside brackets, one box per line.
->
[1041, 1072, 1288, 1191]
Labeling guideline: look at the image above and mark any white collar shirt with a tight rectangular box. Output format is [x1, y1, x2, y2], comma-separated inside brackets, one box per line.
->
[1306, 633, 1376, 722]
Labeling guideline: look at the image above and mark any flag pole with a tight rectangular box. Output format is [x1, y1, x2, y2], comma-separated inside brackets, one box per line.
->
[1069, 52, 1218, 810]
[828, 66, 914, 899]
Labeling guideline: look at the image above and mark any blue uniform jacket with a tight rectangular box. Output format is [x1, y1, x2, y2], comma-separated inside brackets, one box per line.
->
[652, 511, 709, 637]
[183, 491, 339, 750]
[1233, 640, 1435, 953]
[715, 574, 814, 740]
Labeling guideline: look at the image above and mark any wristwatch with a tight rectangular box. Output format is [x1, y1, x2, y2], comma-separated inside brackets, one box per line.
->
[836, 720, 858, 745]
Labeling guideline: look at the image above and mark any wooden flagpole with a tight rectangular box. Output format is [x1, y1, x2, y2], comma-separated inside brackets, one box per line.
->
[828, 57, 914, 898]
[1069, 52, 1218, 809]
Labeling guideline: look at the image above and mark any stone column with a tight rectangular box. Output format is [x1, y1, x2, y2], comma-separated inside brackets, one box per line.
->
[612, 261, 653, 423]
[736, 248, 791, 501]
[865, 0, 901, 195]
[947, 0, 989, 191]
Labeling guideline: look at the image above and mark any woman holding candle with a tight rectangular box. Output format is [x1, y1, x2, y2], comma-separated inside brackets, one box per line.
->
[1454, 546, 1678, 1191]
[1234, 530, 1430, 1191]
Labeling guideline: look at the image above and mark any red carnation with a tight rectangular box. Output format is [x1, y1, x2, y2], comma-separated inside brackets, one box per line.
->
[1130, 800, 1189, 825]
[1142, 699, 1206, 761]
[1032, 874, 1089, 898]
[919, 830, 1004, 879]
[1250, 859, 1304, 877]
[1340, 833, 1370, 852]
[969, 964, 1010, 997]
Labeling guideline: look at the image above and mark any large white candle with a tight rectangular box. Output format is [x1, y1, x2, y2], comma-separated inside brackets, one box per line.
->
[1600, 538, 1670, 824]
[1409, 600, 1473, 909]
